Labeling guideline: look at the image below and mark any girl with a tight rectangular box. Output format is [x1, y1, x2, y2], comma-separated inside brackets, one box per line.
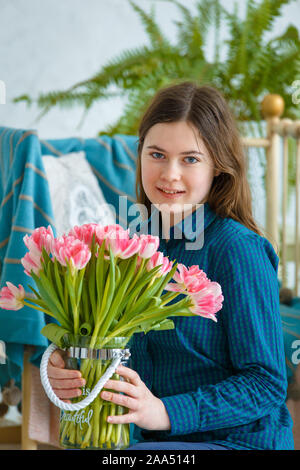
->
[48, 82, 294, 450]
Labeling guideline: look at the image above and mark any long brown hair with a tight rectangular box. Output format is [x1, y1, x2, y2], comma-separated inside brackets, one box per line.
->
[136, 81, 264, 238]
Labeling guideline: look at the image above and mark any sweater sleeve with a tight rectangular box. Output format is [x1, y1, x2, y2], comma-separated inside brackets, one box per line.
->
[160, 233, 288, 436]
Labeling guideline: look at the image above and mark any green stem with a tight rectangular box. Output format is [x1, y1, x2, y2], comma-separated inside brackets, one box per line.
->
[81, 419, 93, 448]
[71, 275, 79, 335]
[99, 405, 109, 445]
[160, 292, 180, 306]
[97, 255, 136, 339]
[64, 278, 69, 317]
[60, 418, 69, 444]
[92, 398, 101, 447]
[23, 300, 52, 315]
[91, 361, 102, 447]
[115, 405, 123, 447]
[106, 403, 115, 443]
[89, 252, 116, 349]
[107, 301, 191, 339]
[126, 258, 146, 294]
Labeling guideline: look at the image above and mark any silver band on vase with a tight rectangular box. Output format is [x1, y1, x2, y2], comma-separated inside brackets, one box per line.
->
[66, 347, 131, 362]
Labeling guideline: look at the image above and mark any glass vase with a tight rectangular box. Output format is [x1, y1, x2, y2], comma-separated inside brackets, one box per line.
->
[59, 335, 131, 450]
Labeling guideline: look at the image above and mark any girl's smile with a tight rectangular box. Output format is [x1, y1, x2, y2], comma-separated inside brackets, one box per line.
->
[156, 186, 186, 198]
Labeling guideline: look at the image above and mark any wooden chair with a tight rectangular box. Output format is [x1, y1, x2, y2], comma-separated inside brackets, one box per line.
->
[20, 346, 61, 450]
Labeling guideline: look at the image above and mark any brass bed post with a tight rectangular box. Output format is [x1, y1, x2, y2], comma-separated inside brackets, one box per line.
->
[261, 94, 285, 254]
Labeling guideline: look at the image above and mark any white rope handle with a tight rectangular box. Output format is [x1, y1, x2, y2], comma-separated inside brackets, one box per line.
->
[40, 343, 125, 411]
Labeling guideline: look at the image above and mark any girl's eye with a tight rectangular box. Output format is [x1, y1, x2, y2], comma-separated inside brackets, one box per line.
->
[151, 152, 164, 159]
[184, 156, 199, 164]
[150, 152, 199, 164]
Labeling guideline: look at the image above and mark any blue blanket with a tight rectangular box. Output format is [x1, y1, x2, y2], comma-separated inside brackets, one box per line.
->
[0, 127, 138, 388]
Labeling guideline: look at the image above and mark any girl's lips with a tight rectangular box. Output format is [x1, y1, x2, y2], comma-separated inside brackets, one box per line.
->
[156, 187, 186, 199]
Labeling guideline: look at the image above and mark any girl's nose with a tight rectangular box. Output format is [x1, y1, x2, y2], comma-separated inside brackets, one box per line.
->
[160, 162, 181, 181]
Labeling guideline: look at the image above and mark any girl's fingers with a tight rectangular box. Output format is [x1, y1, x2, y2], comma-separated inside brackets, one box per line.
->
[100, 390, 138, 410]
[107, 411, 136, 425]
[53, 387, 83, 400]
[48, 363, 82, 379]
[48, 350, 85, 397]
[115, 365, 142, 387]
[103, 379, 139, 398]
[47, 348, 84, 401]
[49, 377, 86, 390]
[49, 350, 66, 368]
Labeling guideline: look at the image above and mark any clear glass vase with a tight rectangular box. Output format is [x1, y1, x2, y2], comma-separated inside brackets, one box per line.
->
[59, 335, 131, 450]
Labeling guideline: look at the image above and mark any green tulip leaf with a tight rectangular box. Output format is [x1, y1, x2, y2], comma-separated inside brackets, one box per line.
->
[40, 323, 70, 348]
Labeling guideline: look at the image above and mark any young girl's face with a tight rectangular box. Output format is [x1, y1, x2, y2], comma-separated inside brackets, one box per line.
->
[141, 120, 218, 222]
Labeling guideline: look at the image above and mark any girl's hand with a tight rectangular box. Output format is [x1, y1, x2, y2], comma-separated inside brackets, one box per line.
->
[47, 350, 86, 403]
[101, 364, 171, 432]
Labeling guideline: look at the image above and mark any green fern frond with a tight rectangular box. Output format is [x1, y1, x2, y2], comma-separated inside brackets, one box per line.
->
[221, 2, 243, 77]
[275, 24, 300, 42]
[12, 94, 32, 105]
[250, 43, 275, 93]
[235, 0, 253, 77]
[248, 0, 273, 42]
[213, 0, 222, 63]
[246, 0, 291, 44]
[99, 62, 185, 136]
[128, 0, 171, 49]
[196, 0, 218, 38]
[171, 0, 205, 59]
[72, 45, 159, 89]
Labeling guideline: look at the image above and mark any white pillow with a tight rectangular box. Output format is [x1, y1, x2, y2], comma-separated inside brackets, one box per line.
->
[42, 151, 116, 237]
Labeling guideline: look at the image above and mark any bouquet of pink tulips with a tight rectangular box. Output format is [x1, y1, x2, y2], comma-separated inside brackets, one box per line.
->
[0, 223, 224, 449]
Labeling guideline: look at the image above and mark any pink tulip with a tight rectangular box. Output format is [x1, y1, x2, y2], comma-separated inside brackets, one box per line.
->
[189, 283, 224, 322]
[21, 226, 54, 276]
[165, 263, 223, 322]
[146, 251, 173, 276]
[106, 232, 141, 259]
[23, 226, 54, 257]
[165, 264, 210, 293]
[95, 224, 129, 246]
[52, 235, 91, 271]
[69, 224, 98, 246]
[0, 282, 25, 310]
[21, 252, 43, 276]
[138, 234, 160, 259]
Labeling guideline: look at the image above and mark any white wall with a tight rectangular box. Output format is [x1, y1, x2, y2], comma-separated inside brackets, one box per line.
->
[0, 0, 299, 139]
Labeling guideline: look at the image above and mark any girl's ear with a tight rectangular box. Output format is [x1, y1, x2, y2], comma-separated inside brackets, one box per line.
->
[214, 169, 221, 177]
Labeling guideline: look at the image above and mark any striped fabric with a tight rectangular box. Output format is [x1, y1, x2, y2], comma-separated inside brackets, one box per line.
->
[129, 203, 294, 450]
[0, 127, 138, 388]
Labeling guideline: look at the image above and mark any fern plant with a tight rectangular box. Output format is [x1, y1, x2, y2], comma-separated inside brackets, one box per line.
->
[14, 0, 300, 137]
